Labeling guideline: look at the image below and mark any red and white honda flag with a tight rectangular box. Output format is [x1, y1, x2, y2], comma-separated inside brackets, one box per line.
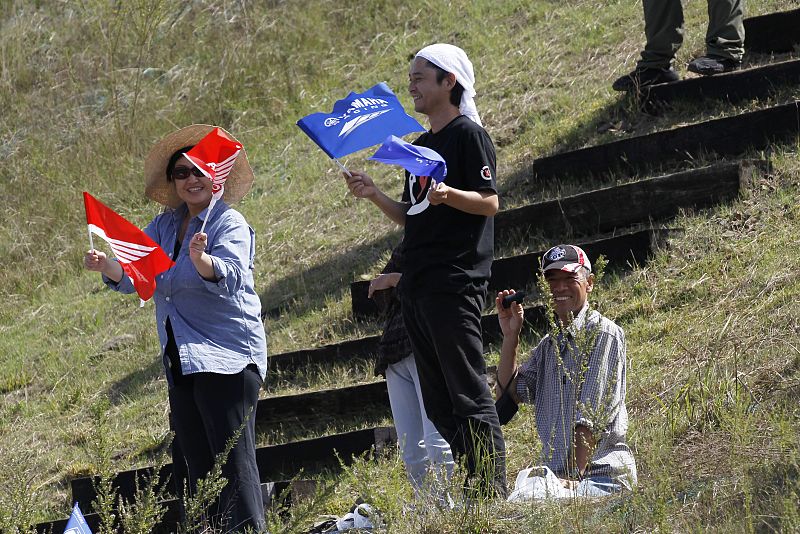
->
[184, 127, 242, 202]
[185, 127, 242, 233]
[83, 192, 175, 301]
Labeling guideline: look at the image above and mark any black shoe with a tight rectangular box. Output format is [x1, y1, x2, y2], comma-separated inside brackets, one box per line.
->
[687, 55, 741, 76]
[612, 67, 680, 92]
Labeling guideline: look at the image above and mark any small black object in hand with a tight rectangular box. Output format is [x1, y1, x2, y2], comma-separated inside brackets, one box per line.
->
[501, 291, 526, 308]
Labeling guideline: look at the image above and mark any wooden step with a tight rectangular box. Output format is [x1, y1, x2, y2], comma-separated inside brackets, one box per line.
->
[500, 160, 761, 238]
[350, 227, 673, 319]
[270, 302, 548, 374]
[41, 479, 317, 534]
[36, 480, 311, 534]
[642, 59, 800, 110]
[532, 103, 794, 180]
[256, 381, 390, 424]
[69, 426, 396, 514]
[488, 228, 674, 293]
[744, 8, 800, 53]
[269, 334, 381, 373]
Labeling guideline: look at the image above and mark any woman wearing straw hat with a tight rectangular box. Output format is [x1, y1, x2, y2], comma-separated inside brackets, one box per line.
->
[84, 124, 267, 532]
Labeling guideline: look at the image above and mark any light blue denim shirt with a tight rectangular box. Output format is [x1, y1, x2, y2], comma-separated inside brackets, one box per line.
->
[104, 201, 268, 383]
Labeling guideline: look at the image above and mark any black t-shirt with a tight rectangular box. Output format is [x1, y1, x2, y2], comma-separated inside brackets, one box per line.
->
[399, 115, 497, 296]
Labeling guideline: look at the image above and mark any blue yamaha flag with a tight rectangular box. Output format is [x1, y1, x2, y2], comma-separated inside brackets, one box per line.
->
[369, 135, 447, 181]
[63, 503, 93, 534]
[296, 83, 426, 159]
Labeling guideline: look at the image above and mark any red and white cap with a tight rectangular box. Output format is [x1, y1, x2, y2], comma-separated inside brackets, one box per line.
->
[541, 244, 592, 274]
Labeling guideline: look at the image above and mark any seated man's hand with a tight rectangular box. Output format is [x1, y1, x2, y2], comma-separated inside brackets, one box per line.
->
[559, 478, 579, 490]
[496, 289, 524, 338]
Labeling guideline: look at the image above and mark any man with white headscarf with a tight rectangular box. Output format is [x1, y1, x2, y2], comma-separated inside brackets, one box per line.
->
[345, 43, 507, 499]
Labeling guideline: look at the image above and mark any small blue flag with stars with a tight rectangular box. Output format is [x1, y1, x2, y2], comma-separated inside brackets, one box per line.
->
[368, 135, 447, 181]
[63, 503, 93, 534]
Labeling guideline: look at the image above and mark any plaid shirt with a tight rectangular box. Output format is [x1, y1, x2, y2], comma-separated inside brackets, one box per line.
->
[374, 244, 414, 376]
[516, 304, 637, 488]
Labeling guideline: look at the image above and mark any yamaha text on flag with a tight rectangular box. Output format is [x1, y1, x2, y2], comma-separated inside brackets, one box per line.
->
[296, 82, 426, 159]
[369, 135, 447, 181]
[83, 192, 175, 302]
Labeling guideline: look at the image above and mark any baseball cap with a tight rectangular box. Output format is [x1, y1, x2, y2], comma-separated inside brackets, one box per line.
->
[541, 244, 592, 274]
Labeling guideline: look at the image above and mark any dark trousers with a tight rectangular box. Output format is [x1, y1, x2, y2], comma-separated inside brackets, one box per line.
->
[638, 0, 745, 69]
[401, 291, 507, 498]
[169, 366, 265, 533]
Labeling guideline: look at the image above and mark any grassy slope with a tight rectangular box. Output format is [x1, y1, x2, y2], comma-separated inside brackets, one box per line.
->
[1, 0, 798, 531]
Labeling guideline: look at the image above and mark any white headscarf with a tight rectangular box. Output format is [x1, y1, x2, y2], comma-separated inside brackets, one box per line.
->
[415, 43, 482, 126]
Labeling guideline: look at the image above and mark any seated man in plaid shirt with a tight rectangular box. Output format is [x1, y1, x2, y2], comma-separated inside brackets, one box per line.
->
[495, 244, 637, 499]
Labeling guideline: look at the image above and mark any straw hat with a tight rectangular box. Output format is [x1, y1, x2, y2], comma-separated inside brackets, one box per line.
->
[144, 124, 255, 208]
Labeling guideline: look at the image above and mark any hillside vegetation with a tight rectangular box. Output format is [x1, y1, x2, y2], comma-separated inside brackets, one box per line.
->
[1, 0, 798, 532]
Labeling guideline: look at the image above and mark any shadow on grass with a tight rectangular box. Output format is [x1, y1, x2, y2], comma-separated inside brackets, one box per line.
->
[257, 98, 632, 322]
[255, 404, 391, 446]
[260, 54, 796, 323]
[259, 229, 403, 319]
[107, 358, 163, 406]
[499, 48, 799, 206]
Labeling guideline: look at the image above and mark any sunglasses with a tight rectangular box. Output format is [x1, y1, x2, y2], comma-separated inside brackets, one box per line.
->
[171, 166, 206, 180]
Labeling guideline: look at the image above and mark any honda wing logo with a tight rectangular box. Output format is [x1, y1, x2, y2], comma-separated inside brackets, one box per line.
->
[213, 150, 239, 182]
[89, 224, 157, 265]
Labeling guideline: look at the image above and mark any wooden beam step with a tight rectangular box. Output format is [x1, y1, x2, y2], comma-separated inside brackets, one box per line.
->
[256, 381, 390, 424]
[642, 59, 800, 110]
[488, 228, 674, 293]
[532, 102, 794, 181]
[350, 227, 672, 319]
[270, 300, 548, 373]
[37, 480, 311, 534]
[69, 426, 395, 514]
[501, 160, 761, 238]
[269, 334, 381, 373]
[744, 8, 800, 53]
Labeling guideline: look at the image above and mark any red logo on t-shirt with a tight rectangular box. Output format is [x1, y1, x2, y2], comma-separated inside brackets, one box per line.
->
[408, 174, 433, 216]
[416, 176, 429, 201]
[480, 166, 492, 180]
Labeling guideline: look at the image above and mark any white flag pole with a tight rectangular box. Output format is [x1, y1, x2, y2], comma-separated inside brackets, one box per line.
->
[334, 158, 352, 178]
[88, 225, 95, 252]
[199, 195, 219, 235]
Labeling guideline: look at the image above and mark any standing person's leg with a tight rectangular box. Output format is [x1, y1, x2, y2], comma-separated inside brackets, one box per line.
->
[404, 291, 507, 498]
[689, 0, 744, 74]
[638, 0, 685, 70]
[169, 376, 215, 502]
[386, 356, 431, 494]
[401, 295, 458, 446]
[168, 412, 191, 524]
[193, 366, 265, 533]
[613, 0, 683, 90]
[406, 354, 454, 485]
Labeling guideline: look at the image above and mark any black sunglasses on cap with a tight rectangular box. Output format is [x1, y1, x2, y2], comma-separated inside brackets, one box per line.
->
[171, 166, 206, 180]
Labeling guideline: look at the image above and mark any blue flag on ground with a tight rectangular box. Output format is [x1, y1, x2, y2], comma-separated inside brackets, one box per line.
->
[369, 135, 447, 181]
[296, 83, 426, 159]
[63, 503, 93, 534]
